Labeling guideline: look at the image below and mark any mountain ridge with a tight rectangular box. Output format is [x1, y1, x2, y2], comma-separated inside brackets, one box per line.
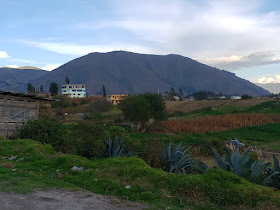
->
[0, 51, 270, 96]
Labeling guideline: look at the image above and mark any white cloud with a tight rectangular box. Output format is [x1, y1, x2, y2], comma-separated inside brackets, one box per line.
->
[198, 51, 280, 70]
[255, 74, 280, 84]
[0, 51, 9, 58]
[78, 0, 280, 59]
[17, 39, 159, 56]
[42, 64, 61, 71]
[4, 65, 19, 68]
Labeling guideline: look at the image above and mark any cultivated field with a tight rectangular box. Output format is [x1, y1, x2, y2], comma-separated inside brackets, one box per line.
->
[163, 113, 280, 133]
[166, 98, 273, 113]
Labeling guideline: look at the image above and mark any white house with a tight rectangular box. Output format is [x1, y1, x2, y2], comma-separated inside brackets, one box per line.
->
[61, 84, 86, 98]
[231, 95, 241, 100]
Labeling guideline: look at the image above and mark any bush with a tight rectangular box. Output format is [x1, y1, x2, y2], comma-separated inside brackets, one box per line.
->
[51, 95, 70, 108]
[16, 119, 68, 152]
[142, 138, 164, 168]
[119, 93, 167, 129]
[71, 122, 107, 159]
[106, 126, 130, 140]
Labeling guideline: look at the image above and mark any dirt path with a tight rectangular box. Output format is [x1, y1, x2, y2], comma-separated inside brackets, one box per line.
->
[0, 189, 148, 210]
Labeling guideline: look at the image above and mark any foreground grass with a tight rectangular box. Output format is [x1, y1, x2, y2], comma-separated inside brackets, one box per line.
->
[0, 139, 280, 209]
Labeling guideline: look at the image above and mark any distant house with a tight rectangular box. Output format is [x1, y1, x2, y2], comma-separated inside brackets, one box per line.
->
[188, 96, 195, 101]
[219, 96, 226, 99]
[107, 94, 127, 105]
[173, 96, 180, 101]
[61, 84, 86, 98]
[231, 95, 241, 100]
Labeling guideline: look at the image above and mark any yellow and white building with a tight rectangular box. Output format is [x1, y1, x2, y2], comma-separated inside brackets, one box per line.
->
[107, 94, 127, 105]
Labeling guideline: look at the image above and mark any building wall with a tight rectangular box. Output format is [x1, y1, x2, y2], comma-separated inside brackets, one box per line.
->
[61, 84, 86, 98]
[107, 94, 127, 105]
[0, 94, 40, 139]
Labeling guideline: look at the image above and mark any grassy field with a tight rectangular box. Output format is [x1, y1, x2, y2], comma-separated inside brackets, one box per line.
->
[165, 98, 273, 114]
[1, 139, 280, 209]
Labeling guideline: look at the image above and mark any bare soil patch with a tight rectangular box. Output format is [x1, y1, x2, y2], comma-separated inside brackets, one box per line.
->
[0, 189, 147, 210]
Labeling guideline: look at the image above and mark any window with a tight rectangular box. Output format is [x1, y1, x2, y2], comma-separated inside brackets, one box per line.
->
[69, 86, 72, 88]
[83, 90, 86, 92]
[82, 86, 84, 88]
[77, 90, 82, 92]
[78, 94, 80, 95]
[72, 90, 76, 92]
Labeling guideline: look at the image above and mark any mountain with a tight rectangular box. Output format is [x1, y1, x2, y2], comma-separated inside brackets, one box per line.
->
[33, 51, 269, 96]
[255, 83, 280, 94]
[0, 68, 49, 92]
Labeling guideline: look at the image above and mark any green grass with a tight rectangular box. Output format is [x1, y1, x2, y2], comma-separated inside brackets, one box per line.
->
[206, 123, 280, 152]
[0, 139, 280, 209]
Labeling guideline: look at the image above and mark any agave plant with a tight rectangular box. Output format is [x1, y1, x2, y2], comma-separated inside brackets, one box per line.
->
[162, 142, 194, 174]
[194, 159, 210, 173]
[211, 147, 275, 184]
[265, 155, 280, 189]
[104, 137, 131, 158]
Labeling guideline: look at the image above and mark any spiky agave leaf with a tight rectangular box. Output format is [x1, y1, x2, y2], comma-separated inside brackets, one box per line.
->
[235, 149, 251, 177]
[273, 155, 280, 172]
[194, 159, 210, 173]
[248, 158, 271, 184]
[211, 147, 227, 170]
[162, 142, 194, 174]
[105, 136, 132, 158]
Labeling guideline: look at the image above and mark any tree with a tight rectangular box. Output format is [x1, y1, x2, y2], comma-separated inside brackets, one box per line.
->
[179, 88, 184, 100]
[119, 93, 167, 129]
[49, 82, 58, 96]
[241, 94, 252, 100]
[101, 85, 107, 97]
[39, 85, 43, 93]
[142, 92, 167, 121]
[65, 75, 70, 84]
[170, 87, 177, 96]
[27, 82, 35, 93]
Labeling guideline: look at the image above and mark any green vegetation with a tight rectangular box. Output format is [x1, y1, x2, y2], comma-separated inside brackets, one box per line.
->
[27, 82, 36, 93]
[49, 81, 58, 96]
[162, 142, 194, 174]
[211, 147, 280, 187]
[119, 93, 167, 129]
[1, 139, 280, 209]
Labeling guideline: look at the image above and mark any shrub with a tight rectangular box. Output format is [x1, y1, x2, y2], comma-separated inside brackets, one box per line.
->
[119, 93, 167, 129]
[142, 137, 164, 168]
[106, 126, 130, 140]
[16, 119, 68, 152]
[51, 95, 70, 108]
[71, 122, 107, 159]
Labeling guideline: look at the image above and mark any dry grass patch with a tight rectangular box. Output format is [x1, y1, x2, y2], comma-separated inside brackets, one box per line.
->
[163, 113, 280, 133]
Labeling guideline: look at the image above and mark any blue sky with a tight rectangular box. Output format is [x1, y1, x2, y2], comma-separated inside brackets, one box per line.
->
[1, 0, 280, 84]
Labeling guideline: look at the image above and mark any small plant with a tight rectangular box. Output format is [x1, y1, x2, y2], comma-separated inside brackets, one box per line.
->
[162, 142, 194, 174]
[104, 137, 131, 158]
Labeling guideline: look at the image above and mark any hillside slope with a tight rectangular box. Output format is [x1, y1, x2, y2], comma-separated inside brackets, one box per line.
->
[34, 51, 269, 96]
[0, 68, 49, 92]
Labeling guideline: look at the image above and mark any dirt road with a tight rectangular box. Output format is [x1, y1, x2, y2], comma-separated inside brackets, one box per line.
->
[0, 189, 147, 210]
